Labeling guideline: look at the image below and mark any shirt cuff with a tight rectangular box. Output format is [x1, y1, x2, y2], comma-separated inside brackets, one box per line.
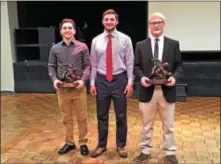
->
[127, 78, 134, 85]
[90, 79, 95, 86]
[52, 76, 58, 82]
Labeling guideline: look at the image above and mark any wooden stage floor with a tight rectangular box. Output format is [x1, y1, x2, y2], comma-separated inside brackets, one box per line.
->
[1, 93, 220, 164]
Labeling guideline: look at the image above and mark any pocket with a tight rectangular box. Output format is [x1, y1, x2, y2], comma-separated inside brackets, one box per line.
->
[123, 76, 128, 86]
[95, 75, 103, 86]
[56, 88, 64, 95]
[119, 74, 128, 90]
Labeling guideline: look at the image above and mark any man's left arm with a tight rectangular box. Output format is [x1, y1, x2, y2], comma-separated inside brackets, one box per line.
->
[80, 44, 91, 83]
[125, 37, 134, 85]
[172, 40, 183, 81]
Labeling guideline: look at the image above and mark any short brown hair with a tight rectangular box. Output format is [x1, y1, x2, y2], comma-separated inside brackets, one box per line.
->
[102, 9, 118, 20]
[59, 18, 76, 29]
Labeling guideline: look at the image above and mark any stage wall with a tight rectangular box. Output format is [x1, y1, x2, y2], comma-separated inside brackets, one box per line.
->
[148, 2, 220, 51]
[1, 2, 18, 92]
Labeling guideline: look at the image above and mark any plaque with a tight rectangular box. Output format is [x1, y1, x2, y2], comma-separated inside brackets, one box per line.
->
[147, 59, 172, 85]
[57, 64, 82, 88]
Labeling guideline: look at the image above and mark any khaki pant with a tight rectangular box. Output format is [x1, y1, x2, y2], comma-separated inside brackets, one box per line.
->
[57, 87, 88, 145]
[139, 85, 176, 155]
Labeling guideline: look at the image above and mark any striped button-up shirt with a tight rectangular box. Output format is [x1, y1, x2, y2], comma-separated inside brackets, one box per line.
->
[90, 29, 134, 86]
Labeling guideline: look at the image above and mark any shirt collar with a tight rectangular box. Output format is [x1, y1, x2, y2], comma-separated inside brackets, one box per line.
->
[61, 39, 75, 46]
[149, 34, 164, 42]
[104, 29, 118, 38]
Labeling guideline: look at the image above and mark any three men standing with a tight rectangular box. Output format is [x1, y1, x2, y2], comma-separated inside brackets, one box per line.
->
[48, 10, 182, 164]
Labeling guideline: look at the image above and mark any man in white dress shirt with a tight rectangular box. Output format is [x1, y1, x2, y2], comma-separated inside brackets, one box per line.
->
[89, 9, 134, 158]
[133, 12, 183, 164]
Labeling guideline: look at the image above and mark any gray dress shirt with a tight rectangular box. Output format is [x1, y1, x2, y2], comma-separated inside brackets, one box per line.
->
[48, 40, 91, 83]
[90, 29, 134, 86]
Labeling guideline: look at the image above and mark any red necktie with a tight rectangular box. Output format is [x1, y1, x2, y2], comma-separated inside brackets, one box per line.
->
[106, 34, 113, 81]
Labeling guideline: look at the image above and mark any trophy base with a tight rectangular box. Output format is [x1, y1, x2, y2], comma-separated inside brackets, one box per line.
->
[57, 82, 78, 88]
[147, 78, 169, 85]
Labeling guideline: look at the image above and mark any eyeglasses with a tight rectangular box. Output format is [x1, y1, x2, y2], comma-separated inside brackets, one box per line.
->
[149, 21, 164, 26]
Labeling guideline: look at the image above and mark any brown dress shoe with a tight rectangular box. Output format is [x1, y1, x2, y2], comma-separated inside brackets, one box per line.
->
[90, 147, 107, 158]
[117, 147, 128, 158]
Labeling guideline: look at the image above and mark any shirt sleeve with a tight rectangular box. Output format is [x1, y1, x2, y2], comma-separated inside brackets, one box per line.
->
[80, 44, 91, 83]
[125, 37, 135, 85]
[89, 39, 98, 86]
[48, 46, 58, 82]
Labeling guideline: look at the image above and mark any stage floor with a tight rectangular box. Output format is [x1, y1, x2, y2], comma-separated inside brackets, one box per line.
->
[1, 93, 220, 163]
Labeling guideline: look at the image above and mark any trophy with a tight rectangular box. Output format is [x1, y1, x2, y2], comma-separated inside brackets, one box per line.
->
[57, 64, 82, 88]
[147, 59, 172, 85]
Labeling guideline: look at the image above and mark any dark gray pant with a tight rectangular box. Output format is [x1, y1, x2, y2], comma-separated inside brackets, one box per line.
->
[95, 72, 128, 148]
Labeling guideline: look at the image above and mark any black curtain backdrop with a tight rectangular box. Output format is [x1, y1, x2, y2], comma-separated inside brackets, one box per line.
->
[17, 1, 148, 49]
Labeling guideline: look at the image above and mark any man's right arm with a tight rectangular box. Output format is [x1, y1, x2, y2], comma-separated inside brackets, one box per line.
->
[90, 39, 98, 86]
[134, 42, 144, 79]
[134, 42, 151, 87]
[48, 46, 58, 82]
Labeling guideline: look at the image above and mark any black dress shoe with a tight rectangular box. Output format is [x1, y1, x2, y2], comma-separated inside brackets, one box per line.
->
[58, 143, 76, 155]
[80, 145, 89, 156]
[166, 155, 178, 164]
[132, 152, 150, 163]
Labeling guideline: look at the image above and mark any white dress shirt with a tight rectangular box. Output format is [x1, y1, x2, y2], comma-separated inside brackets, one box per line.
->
[150, 34, 164, 61]
[90, 29, 134, 86]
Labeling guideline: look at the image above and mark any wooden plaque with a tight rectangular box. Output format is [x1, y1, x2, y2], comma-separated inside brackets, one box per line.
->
[57, 82, 78, 88]
[146, 78, 169, 85]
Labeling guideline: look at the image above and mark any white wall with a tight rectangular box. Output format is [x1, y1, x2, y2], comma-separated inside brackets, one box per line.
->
[8, 2, 19, 62]
[148, 2, 220, 51]
[1, 2, 18, 92]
